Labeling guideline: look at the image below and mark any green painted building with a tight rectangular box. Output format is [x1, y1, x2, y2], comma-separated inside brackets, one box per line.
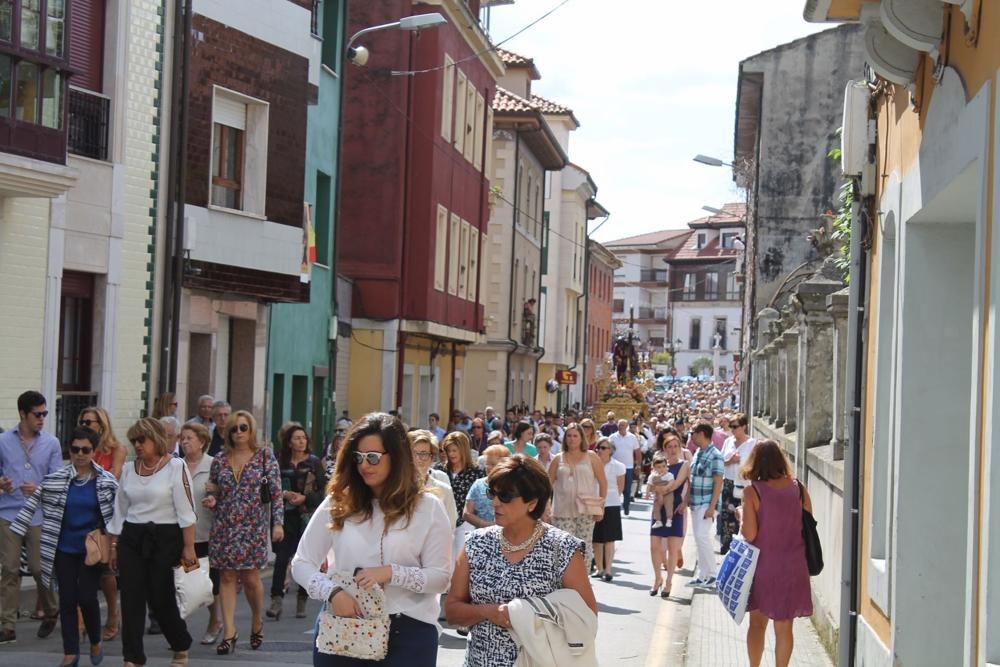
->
[266, 0, 345, 452]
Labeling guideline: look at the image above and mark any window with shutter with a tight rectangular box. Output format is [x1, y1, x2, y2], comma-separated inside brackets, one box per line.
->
[67, 0, 104, 93]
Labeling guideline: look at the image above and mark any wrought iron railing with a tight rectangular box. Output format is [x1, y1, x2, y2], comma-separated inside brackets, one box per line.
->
[68, 88, 110, 161]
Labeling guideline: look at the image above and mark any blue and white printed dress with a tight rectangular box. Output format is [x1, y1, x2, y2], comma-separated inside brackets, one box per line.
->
[463, 524, 584, 667]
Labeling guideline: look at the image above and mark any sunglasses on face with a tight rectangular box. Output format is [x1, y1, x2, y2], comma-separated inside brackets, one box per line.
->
[79, 419, 97, 427]
[232, 423, 250, 433]
[70, 445, 93, 455]
[130, 436, 148, 446]
[486, 487, 520, 503]
[595, 445, 610, 451]
[353, 451, 387, 466]
[30, 411, 49, 419]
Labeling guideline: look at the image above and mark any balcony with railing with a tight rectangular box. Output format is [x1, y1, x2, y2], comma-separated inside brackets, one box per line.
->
[68, 88, 110, 161]
[639, 269, 668, 283]
[635, 306, 668, 321]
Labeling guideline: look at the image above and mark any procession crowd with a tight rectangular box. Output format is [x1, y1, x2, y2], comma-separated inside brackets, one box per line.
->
[0, 378, 813, 667]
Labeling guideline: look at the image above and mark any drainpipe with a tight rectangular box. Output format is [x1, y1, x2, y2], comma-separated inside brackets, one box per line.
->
[838, 193, 868, 667]
[159, 0, 192, 397]
[503, 135, 522, 411]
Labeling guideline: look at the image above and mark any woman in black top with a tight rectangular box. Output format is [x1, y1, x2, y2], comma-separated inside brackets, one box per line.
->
[266, 423, 326, 621]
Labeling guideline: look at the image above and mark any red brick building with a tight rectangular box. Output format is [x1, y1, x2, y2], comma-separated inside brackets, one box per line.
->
[337, 1, 505, 420]
[585, 240, 621, 406]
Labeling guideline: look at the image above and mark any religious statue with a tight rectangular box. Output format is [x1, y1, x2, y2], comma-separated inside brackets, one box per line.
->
[612, 333, 641, 385]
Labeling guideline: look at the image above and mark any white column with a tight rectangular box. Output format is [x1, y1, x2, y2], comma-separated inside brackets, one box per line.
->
[41, 196, 66, 404]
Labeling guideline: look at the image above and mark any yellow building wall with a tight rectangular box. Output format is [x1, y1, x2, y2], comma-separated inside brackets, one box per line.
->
[348, 329, 384, 419]
[861, 3, 1000, 649]
[0, 198, 49, 426]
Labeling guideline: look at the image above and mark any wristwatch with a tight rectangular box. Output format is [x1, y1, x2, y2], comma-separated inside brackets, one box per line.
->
[328, 586, 343, 603]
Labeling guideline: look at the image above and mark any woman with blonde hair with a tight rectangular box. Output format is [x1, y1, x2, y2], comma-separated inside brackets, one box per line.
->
[203, 411, 283, 655]
[408, 430, 457, 529]
[291, 413, 453, 666]
[108, 418, 197, 667]
[77, 406, 126, 641]
[547, 423, 606, 565]
[151, 393, 178, 420]
[435, 431, 484, 557]
[579, 418, 599, 450]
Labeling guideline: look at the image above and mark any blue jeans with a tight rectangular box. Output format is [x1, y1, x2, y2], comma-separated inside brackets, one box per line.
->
[313, 612, 438, 666]
[623, 468, 635, 514]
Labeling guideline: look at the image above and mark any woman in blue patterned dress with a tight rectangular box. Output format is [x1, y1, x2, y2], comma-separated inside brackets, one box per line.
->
[203, 411, 283, 655]
[446, 455, 598, 667]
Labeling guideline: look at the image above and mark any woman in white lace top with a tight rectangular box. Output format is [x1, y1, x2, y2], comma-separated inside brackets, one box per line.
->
[291, 413, 453, 666]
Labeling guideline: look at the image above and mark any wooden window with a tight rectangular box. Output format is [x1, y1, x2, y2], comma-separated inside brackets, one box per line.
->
[448, 213, 460, 295]
[478, 232, 487, 306]
[705, 271, 719, 299]
[434, 204, 447, 291]
[58, 271, 94, 392]
[441, 54, 454, 142]
[689, 318, 701, 351]
[484, 103, 494, 175]
[211, 122, 244, 209]
[454, 71, 466, 154]
[473, 90, 484, 171]
[67, 0, 104, 92]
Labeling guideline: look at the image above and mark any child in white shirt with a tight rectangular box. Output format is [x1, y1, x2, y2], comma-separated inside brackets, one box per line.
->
[646, 456, 675, 528]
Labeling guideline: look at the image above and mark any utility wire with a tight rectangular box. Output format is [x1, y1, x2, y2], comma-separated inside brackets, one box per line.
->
[390, 0, 576, 77]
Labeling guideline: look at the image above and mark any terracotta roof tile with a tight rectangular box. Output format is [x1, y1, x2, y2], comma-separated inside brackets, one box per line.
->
[492, 86, 538, 114]
[496, 48, 533, 67]
[530, 93, 573, 116]
[688, 202, 746, 227]
[604, 229, 690, 247]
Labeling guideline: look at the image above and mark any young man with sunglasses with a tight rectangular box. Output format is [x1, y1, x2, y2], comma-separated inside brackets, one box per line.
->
[0, 390, 63, 643]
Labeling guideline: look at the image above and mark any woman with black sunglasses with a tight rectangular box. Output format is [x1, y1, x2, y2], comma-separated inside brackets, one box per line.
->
[446, 455, 598, 667]
[291, 413, 453, 666]
[10, 426, 118, 667]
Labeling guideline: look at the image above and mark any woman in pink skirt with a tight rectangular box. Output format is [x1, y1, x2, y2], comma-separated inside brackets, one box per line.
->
[739, 440, 812, 667]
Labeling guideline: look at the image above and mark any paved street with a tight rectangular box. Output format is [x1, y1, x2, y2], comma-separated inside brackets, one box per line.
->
[0, 497, 831, 666]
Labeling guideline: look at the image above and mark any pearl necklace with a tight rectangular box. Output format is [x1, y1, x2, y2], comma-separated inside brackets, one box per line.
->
[499, 521, 545, 554]
[73, 471, 93, 486]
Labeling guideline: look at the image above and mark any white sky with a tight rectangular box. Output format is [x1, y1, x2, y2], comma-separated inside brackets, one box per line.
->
[485, 1, 829, 243]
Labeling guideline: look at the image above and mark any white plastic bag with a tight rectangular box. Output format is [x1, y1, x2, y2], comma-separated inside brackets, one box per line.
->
[174, 556, 214, 619]
[715, 538, 760, 624]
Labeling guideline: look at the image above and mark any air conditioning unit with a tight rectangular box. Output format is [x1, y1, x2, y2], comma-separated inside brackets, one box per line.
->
[841, 80, 870, 176]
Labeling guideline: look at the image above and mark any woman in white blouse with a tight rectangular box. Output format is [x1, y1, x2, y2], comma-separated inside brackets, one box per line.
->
[292, 413, 452, 666]
[108, 418, 198, 667]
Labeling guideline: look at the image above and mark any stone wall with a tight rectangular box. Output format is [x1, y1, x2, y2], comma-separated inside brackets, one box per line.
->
[749, 269, 849, 653]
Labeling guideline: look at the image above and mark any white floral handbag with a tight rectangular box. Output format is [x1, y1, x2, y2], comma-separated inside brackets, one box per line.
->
[315, 570, 390, 660]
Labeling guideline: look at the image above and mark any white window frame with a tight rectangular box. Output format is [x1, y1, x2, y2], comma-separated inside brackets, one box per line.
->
[210, 86, 269, 218]
[458, 220, 471, 299]
[463, 81, 476, 163]
[478, 232, 488, 306]
[434, 204, 448, 291]
[484, 104, 494, 175]
[468, 226, 480, 303]
[448, 213, 461, 295]
[454, 71, 467, 155]
[441, 54, 455, 142]
[473, 91, 485, 171]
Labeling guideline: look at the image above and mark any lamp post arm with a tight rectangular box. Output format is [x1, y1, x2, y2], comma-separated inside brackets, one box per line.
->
[346, 20, 402, 53]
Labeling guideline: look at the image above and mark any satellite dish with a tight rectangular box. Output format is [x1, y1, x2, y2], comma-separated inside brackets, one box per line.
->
[545, 379, 559, 393]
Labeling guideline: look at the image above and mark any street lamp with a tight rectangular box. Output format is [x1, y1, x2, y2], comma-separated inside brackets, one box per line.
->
[693, 154, 733, 168]
[346, 13, 448, 66]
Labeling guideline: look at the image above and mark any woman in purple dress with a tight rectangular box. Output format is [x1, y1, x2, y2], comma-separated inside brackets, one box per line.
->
[739, 440, 813, 667]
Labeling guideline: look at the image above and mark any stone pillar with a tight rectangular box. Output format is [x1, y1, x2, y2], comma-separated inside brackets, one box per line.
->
[827, 288, 850, 461]
[754, 308, 780, 419]
[795, 276, 841, 452]
[780, 327, 799, 434]
[771, 336, 787, 427]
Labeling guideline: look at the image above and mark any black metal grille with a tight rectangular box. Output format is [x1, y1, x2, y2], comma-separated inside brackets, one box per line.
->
[68, 88, 110, 161]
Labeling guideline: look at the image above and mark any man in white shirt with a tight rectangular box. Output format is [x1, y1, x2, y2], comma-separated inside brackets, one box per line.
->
[608, 420, 641, 515]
